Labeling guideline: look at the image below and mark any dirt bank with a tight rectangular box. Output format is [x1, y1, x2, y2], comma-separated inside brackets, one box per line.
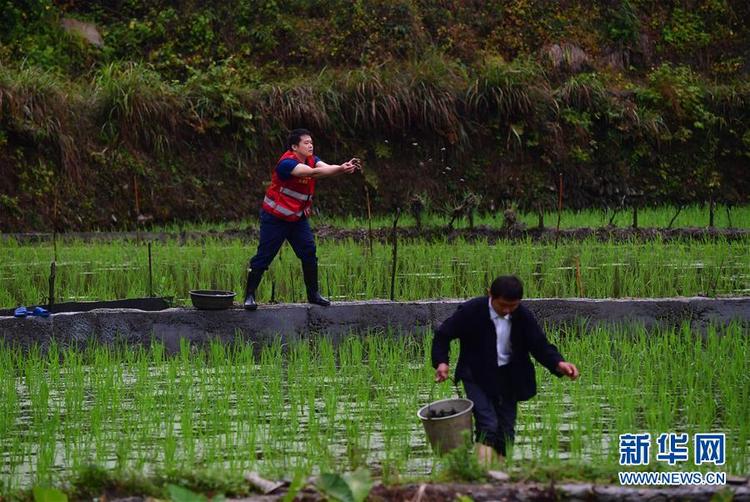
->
[101, 479, 750, 502]
[4, 225, 750, 244]
[2, 298, 749, 353]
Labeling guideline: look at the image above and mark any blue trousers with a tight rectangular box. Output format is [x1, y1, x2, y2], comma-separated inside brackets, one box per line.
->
[463, 366, 518, 456]
[249, 210, 317, 271]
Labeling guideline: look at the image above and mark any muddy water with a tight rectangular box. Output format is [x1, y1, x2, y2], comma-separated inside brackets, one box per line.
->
[0, 361, 745, 492]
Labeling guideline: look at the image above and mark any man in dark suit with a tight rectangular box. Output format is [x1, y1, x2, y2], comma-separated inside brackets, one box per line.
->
[432, 275, 579, 464]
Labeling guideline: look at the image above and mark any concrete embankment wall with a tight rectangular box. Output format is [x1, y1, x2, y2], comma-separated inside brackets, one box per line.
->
[1, 297, 748, 351]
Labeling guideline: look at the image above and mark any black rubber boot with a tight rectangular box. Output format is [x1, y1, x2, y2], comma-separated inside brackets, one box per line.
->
[243, 268, 264, 310]
[302, 262, 330, 307]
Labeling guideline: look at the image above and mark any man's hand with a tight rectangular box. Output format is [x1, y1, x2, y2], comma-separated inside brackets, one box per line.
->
[557, 361, 580, 380]
[435, 363, 450, 382]
[340, 157, 361, 174]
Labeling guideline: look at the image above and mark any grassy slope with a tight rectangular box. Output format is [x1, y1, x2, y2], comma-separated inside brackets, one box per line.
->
[1, 1, 749, 232]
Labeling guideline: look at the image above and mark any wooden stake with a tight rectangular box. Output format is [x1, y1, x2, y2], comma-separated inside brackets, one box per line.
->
[365, 184, 373, 255]
[48, 261, 56, 307]
[134, 175, 141, 216]
[555, 173, 563, 249]
[148, 241, 154, 297]
[134, 175, 141, 243]
[53, 187, 59, 262]
[389, 208, 401, 301]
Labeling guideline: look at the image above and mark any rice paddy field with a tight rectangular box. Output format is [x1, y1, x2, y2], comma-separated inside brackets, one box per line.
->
[0, 324, 748, 494]
[1, 236, 749, 308]
[150, 204, 750, 233]
[1, 206, 749, 496]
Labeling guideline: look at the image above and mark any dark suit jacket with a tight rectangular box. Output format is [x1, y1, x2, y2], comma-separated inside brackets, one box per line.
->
[432, 296, 564, 401]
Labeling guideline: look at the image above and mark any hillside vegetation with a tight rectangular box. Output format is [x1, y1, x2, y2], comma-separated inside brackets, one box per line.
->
[1, 0, 749, 231]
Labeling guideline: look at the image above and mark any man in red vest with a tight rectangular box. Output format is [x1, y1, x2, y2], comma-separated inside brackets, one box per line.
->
[244, 129, 360, 310]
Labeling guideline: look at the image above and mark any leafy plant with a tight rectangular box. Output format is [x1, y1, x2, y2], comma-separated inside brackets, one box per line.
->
[662, 8, 711, 53]
[605, 0, 640, 46]
[437, 432, 487, 483]
[315, 468, 373, 502]
[32, 486, 67, 502]
[167, 484, 225, 502]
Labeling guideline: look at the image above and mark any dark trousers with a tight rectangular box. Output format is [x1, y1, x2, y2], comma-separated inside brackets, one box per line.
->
[463, 366, 518, 456]
[249, 210, 317, 271]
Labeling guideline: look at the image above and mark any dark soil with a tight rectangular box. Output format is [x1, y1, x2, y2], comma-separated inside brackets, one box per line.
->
[103, 479, 750, 501]
[4, 225, 750, 244]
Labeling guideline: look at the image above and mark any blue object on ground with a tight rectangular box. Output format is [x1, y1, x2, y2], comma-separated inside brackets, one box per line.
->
[31, 306, 50, 317]
[14, 306, 28, 317]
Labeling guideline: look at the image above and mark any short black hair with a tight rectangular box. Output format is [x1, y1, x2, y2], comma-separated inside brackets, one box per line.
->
[490, 275, 523, 300]
[287, 128, 312, 150]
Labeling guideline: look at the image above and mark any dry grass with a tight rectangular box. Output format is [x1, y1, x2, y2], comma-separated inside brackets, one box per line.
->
[0, 65, 87, 179]
[467, 56, 555, 120]
[93, 62, 183, 156]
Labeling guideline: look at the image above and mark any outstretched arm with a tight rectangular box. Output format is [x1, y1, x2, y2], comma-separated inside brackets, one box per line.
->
[290, 158, 361, 179]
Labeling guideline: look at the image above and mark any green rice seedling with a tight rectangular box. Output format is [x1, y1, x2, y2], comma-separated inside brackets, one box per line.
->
[2, 235, 749, 308]
[0, 324, 748, 493]
[311, 204, 750, 231]
[137, 204, 750, 235]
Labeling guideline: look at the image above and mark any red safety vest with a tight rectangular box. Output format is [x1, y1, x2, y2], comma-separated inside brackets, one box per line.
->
[262, 151, 317, 221]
